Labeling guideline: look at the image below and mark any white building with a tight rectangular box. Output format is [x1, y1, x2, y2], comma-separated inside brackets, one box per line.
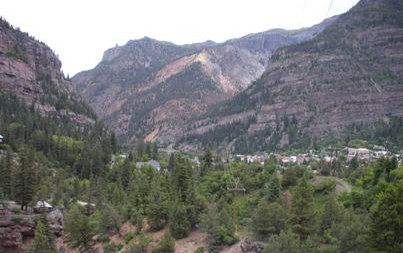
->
[0, 134, 4, 143]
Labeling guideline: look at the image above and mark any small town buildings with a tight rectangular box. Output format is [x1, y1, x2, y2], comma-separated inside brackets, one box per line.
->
[34, 201, 53, 213]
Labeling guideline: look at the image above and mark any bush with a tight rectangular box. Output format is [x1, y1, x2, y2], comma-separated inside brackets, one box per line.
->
[152, 232, 175, 253]
[103, 242, 123, 253]
[11, 216, 22, 224]
[194, 247, 204, 253]
[124, 232, 134, 244]
[126, 236, 150, 253]
[99, 234, 110, 243]
[315, 178, 336, 194]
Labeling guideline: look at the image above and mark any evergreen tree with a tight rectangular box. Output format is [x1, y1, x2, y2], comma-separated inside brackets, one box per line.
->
[169, 200, 190, 239]
[170, 155, 199, 228]
[147, 177, 169, 231]
[201, 149, 213, 176]
[0, 146, 13, 198]
[319, 196, 343, 234]
[369, 179, 403, 253]
[15, 146, 37, 210]
[167, 153, 175, 172]
[290, 178, 316, 240]
[264, 175, 281, 202]
[65, 205, 94, 252]
[136, 139, 145, 160]
[263, 230, 300, 253]
[151, 143, 159, 160]
[252, 201, 287, 240]
[30, 217, 57, 253]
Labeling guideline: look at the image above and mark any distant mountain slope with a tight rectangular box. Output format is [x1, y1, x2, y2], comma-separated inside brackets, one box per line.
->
[72, 17, 335, 143]
[0, 18, 95, 125]
[181, 0, 403, 152]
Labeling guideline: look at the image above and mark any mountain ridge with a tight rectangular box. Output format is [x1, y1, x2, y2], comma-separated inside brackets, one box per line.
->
[180, 0, 403, 152]
[72, 16, 337, 144]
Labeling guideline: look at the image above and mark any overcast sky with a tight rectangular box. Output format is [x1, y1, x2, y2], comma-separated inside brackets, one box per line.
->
[1, 0, 359, 76]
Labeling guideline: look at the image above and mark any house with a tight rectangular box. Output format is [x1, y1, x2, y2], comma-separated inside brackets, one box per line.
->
[136, 160, 161, 171]
[34, 201, 53, 213]
[0, 134, 4, 143]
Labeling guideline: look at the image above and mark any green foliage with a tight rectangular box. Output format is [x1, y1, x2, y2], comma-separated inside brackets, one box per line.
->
[263, 230, 301, 253]
[200, 202, 238, 252]
[263, 175, 281, 202]
[65, 205, 94, 252]
[103, 242, 123, 253]
[290, 178, 316, 240]
[194, 247, 204, 253]
[369, 179, 403, 253]
[152, 232, 175, 253]
[252, 201, 287, 240]
[30, 217, 57, 253]
[124, 232, 134, 244]
[169, 200, 191, 239]
[126, 235, 150, 253]
[14, 146, 37, 210]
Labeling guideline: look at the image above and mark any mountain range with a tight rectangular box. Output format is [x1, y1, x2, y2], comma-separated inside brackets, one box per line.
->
[180, 0, 403, 152]
[72, 16, 337, 145]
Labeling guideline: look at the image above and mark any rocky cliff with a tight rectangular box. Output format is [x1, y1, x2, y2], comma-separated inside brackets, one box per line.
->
[0, 18, 95, 125]
[0, 209, 65, 253]
[72, 17, 336, 144]
[181, 0, 403, 152]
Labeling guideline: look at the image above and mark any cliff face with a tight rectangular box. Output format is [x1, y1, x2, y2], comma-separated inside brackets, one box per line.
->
[0, 209, 65, 253]
[181, 0, 403, 152]
[72, 17, 335, 144]
[0, 18, 95, 125]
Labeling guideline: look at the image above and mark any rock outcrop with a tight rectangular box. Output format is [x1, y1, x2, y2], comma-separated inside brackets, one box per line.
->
[0, 209, 65, 253]
[72, 17, 336, 144]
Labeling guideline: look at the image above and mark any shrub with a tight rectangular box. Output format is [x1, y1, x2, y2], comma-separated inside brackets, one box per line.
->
[124, 232, 134, 244]
[103, 242, 123, 253]
[11, 216, 22, 224]
[194, 247, 204, 253]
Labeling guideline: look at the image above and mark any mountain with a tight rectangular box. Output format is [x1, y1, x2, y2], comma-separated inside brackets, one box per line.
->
[72, 17, 336, 144]
[0, 18, 95, 125]
[181, 0, 403, 153]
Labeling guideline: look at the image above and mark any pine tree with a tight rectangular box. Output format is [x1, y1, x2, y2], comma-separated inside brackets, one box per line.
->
[151, 143, 159, 160]
[0, 146, 13, 198]
[147, 177, 169, 231]
[15, 146, 37, 210]
[290, 178, 316, 240]
[201, 149, 213, 176]
[319, 196, 343, 234]
[169, 200, 190, 239]
[369, 179, 403, 253]
[253, 201, 287, 240]
[264, 175, 281, 202]
[168, 153, 175, 172]
[170, 155, 199, 227]
[263, 230, 301, 253]
[30, 216, 56, 253]
[65, 205, 94, 252]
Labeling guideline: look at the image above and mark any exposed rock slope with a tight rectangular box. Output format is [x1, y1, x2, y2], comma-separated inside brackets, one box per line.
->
[0, 18, 95, 125]
[182, 0, 403, 152]
[72, 17, 336, 143]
